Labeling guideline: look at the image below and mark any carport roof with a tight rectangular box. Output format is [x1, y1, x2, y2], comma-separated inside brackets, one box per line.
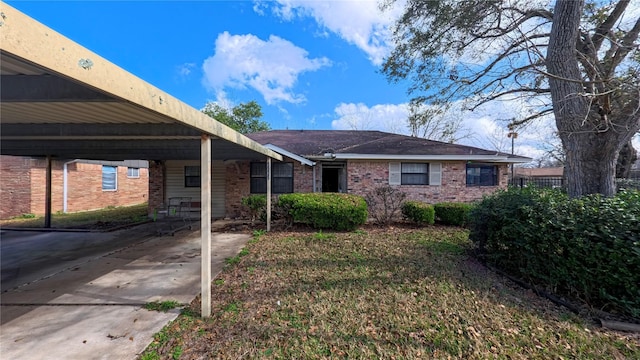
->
[0, 4, 282, 162]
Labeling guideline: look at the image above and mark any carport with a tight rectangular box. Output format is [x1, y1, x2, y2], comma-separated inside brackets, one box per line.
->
[0, 4, 281, 317]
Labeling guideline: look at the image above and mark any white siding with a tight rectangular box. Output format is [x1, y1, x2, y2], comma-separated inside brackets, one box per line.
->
[165, 160, 225, 218]
[211, 160, 225, 218]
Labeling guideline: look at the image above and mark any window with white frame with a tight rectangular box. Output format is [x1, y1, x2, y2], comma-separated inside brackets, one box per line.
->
[389, 162, 441, 186]
[102, 166, 117, 191]
[127, 167, 140, 178]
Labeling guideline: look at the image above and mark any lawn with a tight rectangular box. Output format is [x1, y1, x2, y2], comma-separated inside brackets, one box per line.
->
[0, 203, 148, 230]
[141, 226, 639, 359]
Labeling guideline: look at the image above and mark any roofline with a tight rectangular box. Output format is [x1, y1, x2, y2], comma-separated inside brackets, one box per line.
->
[0, 3, 281, 162]
[264, 144, 315, 166]
[308, 153, 532, 163]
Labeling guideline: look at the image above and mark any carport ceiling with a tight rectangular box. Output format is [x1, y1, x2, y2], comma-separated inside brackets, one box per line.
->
[0, 5, 281, 162]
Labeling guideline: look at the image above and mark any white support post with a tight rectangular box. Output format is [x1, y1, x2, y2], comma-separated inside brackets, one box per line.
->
[200, 135, 212, 318]
[266, 157, 272, 232]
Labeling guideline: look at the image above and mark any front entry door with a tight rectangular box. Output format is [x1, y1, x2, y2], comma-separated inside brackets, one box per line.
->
[321, 163, 346, 193]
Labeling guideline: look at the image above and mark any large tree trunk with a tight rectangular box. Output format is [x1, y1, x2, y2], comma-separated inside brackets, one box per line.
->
[616, 140, 638, 179]
[547, 0, 633, 197]
[562, 132, 620, 197]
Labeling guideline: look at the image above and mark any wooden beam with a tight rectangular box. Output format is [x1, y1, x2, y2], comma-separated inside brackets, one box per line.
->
[200, 135, 212, 318]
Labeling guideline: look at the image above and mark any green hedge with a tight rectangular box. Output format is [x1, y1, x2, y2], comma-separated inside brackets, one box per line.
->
[277, 193, 367, 231]
[241, 194, 267, 221]
[468, 187, 640, 318]
[401, 201, 435, 225]
[434, 202, 473, 226]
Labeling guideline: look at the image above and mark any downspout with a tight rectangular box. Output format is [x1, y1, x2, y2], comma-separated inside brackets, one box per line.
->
[63, 159, 79, 213]
[312, 165, 316, 193]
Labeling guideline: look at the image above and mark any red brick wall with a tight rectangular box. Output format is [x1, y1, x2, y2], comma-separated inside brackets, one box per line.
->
[225, 161, 250, 218]
[0, 156, 32, 219]
[0, 156, 149, 219]
[63, 163, 148, 213]
[148, 161, 165, 215]
[346, 160, 509, 203]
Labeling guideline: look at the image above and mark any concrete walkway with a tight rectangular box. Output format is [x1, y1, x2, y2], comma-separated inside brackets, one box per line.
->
[0, 225, 250, 359]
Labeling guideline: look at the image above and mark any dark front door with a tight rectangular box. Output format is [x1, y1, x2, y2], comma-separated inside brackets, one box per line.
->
[322, 168, 340, 192]
[321, 163, 346, 192]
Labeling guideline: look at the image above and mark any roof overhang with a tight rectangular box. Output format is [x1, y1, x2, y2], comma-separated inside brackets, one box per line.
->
[0, 3, 282, 162]
[264, 144, 315, 166]
[308, 153, 532, 163]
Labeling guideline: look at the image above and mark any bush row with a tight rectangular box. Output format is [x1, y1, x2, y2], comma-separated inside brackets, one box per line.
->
[243, 191, 473, 229]
[467, 187, 640, 318]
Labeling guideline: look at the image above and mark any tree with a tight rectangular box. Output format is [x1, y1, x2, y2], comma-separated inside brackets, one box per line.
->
[201, 100, 270, 134]
[407, 101, 472, 143]
[382, 0, 640, 197]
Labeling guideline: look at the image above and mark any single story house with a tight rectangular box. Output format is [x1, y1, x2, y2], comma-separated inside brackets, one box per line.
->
[0, 156, 149, 219]
[149, 130, 531, 219]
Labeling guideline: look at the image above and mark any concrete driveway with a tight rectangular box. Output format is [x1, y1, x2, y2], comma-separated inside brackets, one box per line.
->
[0, 223, 250, 359]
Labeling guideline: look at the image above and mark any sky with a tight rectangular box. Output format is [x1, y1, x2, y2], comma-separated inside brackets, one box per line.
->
[6, 0, 639, 162]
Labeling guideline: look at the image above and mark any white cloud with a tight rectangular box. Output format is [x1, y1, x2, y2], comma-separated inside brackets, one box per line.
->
[202, 32, 331, 105]
[258, 0, 403, 66]
[177, 62, 195, 77]
[331, 102, 409, 134]
[330, 98, 556, 162]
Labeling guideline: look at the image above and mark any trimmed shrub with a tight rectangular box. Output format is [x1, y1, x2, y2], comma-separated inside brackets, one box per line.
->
[277, 193, 367, 231]
[434, 202, 473, 226]
[241, 194, 267, 222]
[468, 187, 640, 318]
[402, 201, 435, 225]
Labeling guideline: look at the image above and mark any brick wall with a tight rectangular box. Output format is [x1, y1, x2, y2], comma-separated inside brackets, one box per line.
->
[0, 156, 149, 219]
[63, 163, 148, 213]
[0, 156, 32, 219]
[148, 161, 165, 215]
[347, 160, 508, 203]
[225, 161, 250, 218]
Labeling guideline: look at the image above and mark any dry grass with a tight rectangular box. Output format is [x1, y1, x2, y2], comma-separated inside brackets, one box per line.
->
[0, 203, 148, 229]
[141, 226, 639, 360]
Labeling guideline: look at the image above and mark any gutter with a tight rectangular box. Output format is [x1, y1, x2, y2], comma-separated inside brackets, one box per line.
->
[307, 153, 532, 163]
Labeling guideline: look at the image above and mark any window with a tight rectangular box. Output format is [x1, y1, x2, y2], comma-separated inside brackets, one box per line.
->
[250, 162, 293, 194]
[102, 166, 117, 191]
[466, 164, 498, 186]
[401, 163, 429, 185]
[184, 166, 200, 187]
[389, 162, 442, 186]
[127, 167, 140, 178]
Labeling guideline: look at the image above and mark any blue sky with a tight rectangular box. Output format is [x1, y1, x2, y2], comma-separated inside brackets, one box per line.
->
[7, 1, 413, 130]
[7, 1, 638, 161]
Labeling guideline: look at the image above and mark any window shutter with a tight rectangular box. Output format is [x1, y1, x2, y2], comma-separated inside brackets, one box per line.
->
[389, 162, 401, 185]
[429, 162, 442, 185]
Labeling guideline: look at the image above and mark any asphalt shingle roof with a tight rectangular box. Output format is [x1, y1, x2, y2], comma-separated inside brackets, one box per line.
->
[247, 130, 528, 159]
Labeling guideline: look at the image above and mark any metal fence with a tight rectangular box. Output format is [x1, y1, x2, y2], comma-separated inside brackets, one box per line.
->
[509, 177, 564, 189]
[509, 176, 640, 192]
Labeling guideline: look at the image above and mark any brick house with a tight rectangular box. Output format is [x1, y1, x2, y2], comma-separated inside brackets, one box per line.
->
[0, 156, 149, 219]
[149, 130, 530, 219]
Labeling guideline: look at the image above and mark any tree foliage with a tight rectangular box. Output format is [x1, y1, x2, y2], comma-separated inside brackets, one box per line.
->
[382, 0, 640, 197]
[201, 100, 270, 134]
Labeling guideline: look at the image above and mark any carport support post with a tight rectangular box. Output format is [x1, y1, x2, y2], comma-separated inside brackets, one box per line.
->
[200, 134, 212, 318]
[45, 155, 52, 228]
[266, 157, 271, 232]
